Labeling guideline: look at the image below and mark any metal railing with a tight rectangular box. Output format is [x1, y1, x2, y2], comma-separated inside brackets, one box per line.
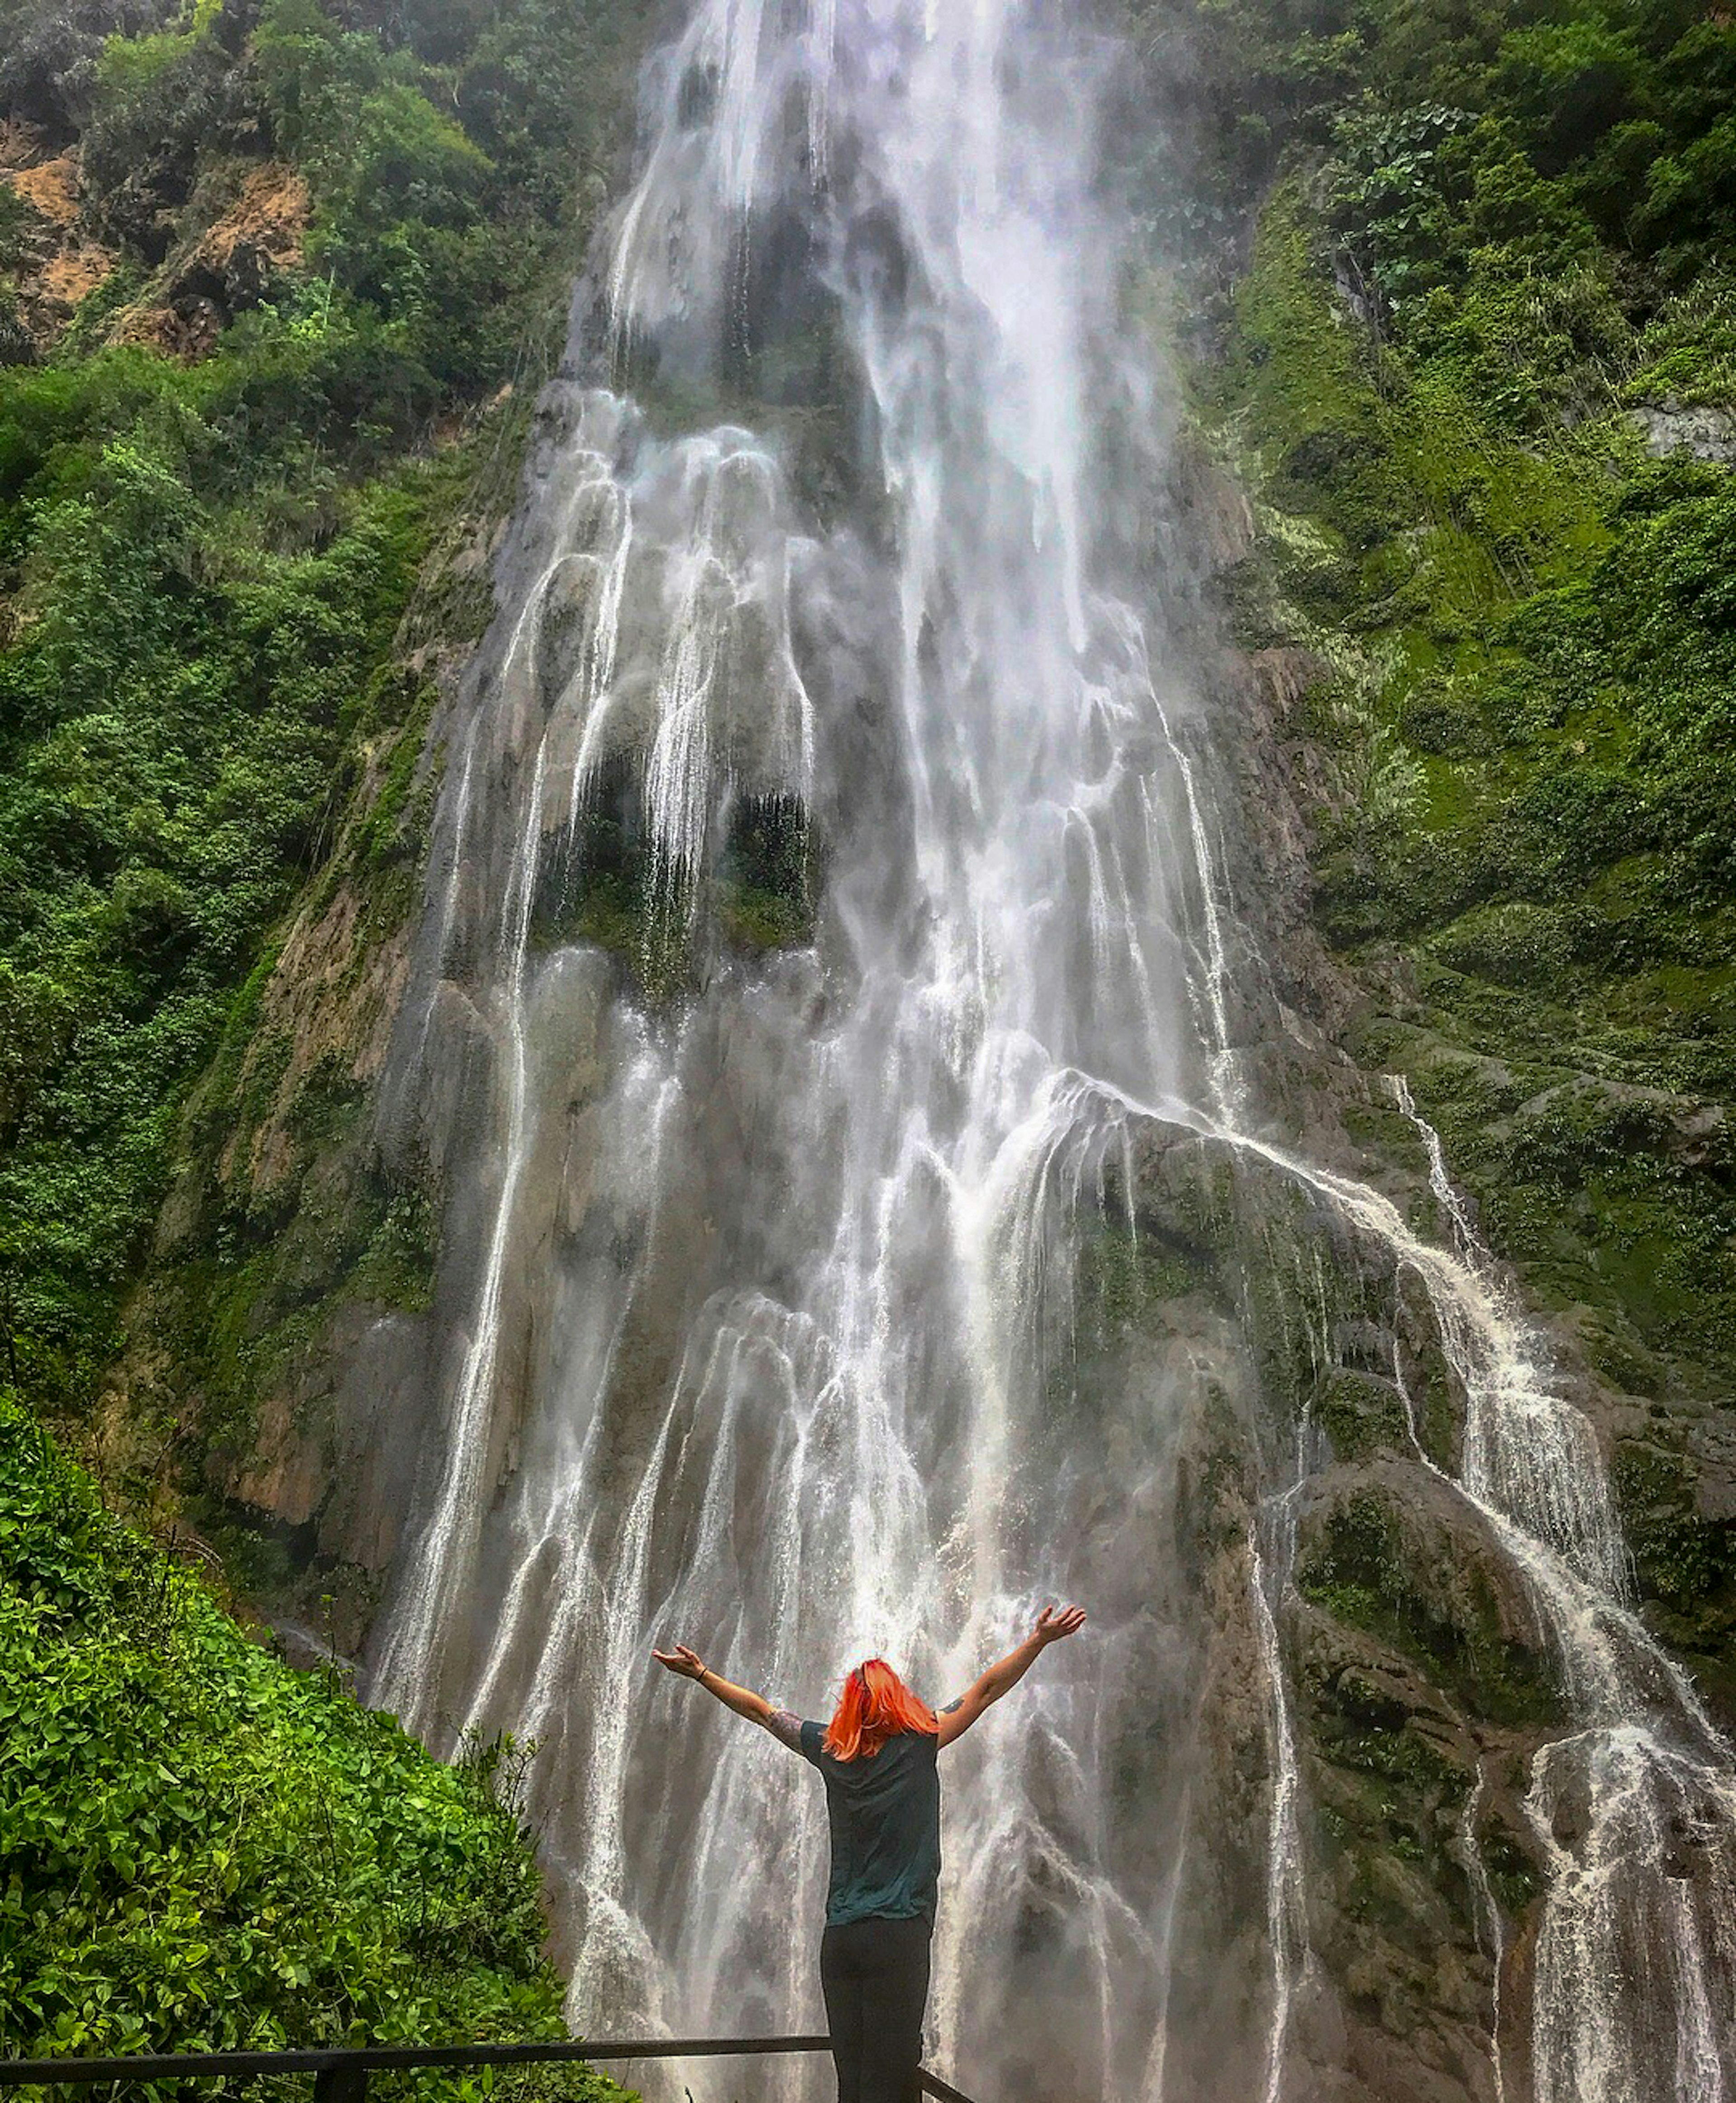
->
[0, 2039, 978, 2103]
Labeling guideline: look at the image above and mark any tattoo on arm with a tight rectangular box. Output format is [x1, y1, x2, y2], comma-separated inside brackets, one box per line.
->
[765, 1707, 806, 1753]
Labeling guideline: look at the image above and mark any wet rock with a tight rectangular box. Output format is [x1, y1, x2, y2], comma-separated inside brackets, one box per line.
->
[1315, 1368, 1411, 1463]
[1296, 1460, 1564, 1734]
[1288, 1464, 1556, 2103]
[216, 1304, 441, 1577]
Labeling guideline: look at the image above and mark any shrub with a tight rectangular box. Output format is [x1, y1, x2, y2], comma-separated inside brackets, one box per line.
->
[0, 1394, 630, 2091]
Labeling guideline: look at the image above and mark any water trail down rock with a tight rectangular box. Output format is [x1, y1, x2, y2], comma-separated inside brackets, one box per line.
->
[1380, 1082, 1736, 2103]
[362, 4, 1736, 2099]
[1251, 1512, 1307, 2103]
[1457, 1770, 1508, 2103]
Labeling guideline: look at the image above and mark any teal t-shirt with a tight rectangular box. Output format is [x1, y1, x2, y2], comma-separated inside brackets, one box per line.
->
[778, 1715, 941, 1928]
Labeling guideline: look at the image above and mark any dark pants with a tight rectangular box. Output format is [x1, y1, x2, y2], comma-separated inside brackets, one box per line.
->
[819, 1915, 932, 2103]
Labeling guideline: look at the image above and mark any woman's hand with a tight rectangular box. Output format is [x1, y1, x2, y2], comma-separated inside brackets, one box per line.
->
[653, 1643, 707, 1681]
[1034, 1604, 1087, 1646]
[938, 1605, 1089, 1747]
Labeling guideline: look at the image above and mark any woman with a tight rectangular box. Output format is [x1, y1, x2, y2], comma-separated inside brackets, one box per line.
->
[653, 1605, 1088, 2103]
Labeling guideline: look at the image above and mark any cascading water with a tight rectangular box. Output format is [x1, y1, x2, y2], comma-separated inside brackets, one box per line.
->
[360, 4, 1736, 2099]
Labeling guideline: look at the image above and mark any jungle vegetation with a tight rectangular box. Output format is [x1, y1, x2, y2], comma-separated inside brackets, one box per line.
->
[0, 0, 647, 2068]
[1122, 0, 1736, 1683]
[0, 1394, 629, 2087]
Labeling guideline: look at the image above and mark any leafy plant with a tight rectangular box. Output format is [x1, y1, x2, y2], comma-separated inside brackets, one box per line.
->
[0, 1395, 632, 2093]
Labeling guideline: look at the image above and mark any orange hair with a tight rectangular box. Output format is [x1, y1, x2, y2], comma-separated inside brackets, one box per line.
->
[824, 1658, 938, 1762]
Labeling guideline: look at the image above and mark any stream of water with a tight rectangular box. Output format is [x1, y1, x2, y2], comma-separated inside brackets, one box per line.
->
[364, 4, 1736, 2098]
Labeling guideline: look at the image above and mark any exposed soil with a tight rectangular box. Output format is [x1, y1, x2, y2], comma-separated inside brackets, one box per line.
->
[3, 146, 115, 351]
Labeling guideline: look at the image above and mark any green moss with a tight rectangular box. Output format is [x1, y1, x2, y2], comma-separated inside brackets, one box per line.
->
[533, 779, 817, 992]
[1481, 1824, 1545, 1919]
[1206, 111, 1736, 1423]
[1316, 1369, 1413, 1462]
[717, 884, 812, 952]
[287, 1051, 368, 1154]
[347, 1189, 437, 1315]
[159, 1011, 445, 1479]
[1299, 1490, 1564, 1730]
[1309, 1662, 1473, 1876]
[1403, 1065, 1736, 1382]
[1075, 1210, 1214, 1337]
[717, 794, 816, 953]
[353, 675, 440, 870]
[1613, 1438, 1735, 1613]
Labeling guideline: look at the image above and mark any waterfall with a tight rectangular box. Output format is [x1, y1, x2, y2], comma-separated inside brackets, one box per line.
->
[360, 4, 1736, 2099]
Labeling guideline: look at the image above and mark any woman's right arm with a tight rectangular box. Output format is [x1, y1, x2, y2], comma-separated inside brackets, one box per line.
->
[653, 1642, 780, 1731]
[936, 1605, 1087, 1748]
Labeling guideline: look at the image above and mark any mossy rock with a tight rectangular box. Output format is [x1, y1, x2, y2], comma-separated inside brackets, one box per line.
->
[533, 770, 815, 989]
[1425, 901, 1594, 990]
[1297, 1474, 1565, 1732]
[717, 793, 816, 952]
[1613, 1436, 1736, 1618]
[1073, 1207, 1220, 1341]
[1316, 1368, 1414, 1463]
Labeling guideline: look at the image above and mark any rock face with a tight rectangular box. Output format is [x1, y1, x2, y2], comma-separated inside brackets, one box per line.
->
[115, 162, 309, 360]
[0, 136, 114, 354]
[1624, 402, 1736, 467]
[1, 120, 304, 363]
[1059, 1119, 1529, 2103]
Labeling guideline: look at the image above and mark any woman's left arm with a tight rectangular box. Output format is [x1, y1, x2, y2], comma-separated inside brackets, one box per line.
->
[653, 1643, 776, 1729]
[936, 1605, 1087, 1748]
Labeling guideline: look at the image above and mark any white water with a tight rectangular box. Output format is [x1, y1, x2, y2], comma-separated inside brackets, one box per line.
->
[363, 4, 1736, 2099]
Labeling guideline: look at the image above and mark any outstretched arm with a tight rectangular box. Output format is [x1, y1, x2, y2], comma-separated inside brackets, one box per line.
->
[937, 1605, 1087, 1749]
[653, 1643, 777, 1730]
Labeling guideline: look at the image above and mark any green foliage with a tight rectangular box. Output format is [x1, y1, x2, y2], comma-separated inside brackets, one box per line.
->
[1326, 101, 1473, 310]
[1200, 0, 1736, 1386]
[0, 418, 441, 1412]
[0, 0, 652, 1420]
[243, 0, 642, 389]
[1494, 19, 1647, 177]
[252, 0, 507, 387]
[1612, 1437, 1732, 1614]
[81, 1, 253, 262]
[95, 1, 221, 104]
[532, 778, 819, 996]
[717, 795, 816, 954]
[0, 0, 656, 2064]
[1314, 1369, 1411, 1463]
[0, 1395, 631, 2092]
[1128, 0, 1736, 287]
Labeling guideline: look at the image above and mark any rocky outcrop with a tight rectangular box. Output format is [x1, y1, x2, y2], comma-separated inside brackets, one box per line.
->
[114, 161, 308, 360]
[1623, 402, 1736, 468]
[0, 136, 114, 354]
[1, 129, 305, 363]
